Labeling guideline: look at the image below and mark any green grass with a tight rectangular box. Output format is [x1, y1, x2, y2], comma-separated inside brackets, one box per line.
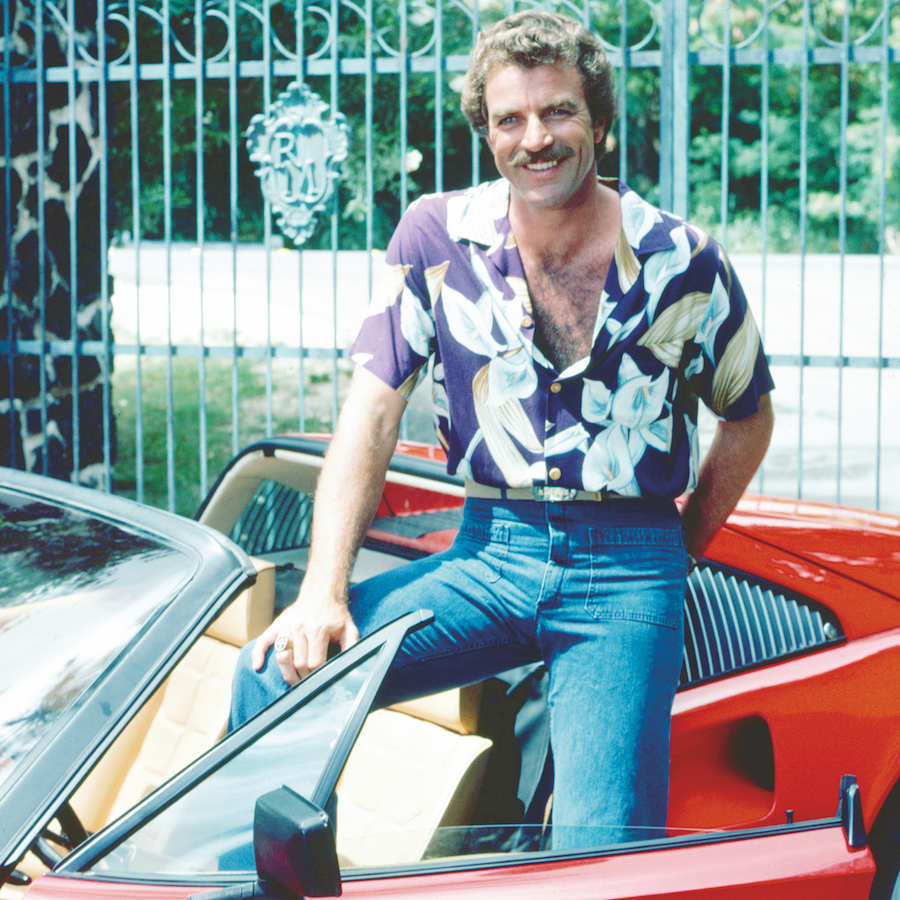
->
[113, 357, 334, 517]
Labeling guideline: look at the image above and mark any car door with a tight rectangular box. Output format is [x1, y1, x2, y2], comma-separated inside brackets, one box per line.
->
[23, 611, 875, 900]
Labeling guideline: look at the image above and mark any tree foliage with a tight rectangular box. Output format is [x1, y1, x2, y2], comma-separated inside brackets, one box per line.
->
[105, 0, 899, 254]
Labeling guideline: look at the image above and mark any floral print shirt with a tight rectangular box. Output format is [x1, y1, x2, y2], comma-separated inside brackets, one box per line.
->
[349, 178, 774, 498]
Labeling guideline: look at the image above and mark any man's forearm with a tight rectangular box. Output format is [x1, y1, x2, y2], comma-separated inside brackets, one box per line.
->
[253, 366, 408, 680]
[681, 394, 774, 558]
[303, 367, 407, 598]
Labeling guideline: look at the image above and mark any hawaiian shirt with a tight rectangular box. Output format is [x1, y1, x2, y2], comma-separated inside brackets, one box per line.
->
[349, 178, 774, 498]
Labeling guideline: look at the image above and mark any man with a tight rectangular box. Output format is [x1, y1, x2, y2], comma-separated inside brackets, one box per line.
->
[230, 10, 774, 850]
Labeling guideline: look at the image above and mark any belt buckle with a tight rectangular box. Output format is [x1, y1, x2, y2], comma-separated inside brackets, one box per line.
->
[532, 485, 578, 502]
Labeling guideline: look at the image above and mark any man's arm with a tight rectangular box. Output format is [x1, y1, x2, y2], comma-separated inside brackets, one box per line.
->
[680, 393, 774, 559]
[252, 365, 407, 684]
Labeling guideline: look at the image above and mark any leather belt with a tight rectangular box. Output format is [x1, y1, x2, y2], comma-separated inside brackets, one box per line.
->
[464, 479, 637, 503]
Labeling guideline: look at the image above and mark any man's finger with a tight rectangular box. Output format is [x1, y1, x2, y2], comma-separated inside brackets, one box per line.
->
[275, 632, 303, 685]
[306, 629, 330, 673]
[339, 620, 360, 651]
[252, 627, 277, 671]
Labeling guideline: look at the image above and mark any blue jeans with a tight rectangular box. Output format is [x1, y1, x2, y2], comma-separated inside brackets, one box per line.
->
[230, 497, 687, 850]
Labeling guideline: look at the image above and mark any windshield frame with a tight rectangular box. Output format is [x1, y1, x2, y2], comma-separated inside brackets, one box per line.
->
[0, 468, 257, 876]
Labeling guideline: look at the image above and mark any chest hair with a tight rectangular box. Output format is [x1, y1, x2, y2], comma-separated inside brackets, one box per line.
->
[520, 246, 613, 372]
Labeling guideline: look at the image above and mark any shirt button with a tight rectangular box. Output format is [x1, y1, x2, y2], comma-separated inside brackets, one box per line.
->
[550, 382, 562, 394]
[548, 467, 562, 481]
[521, 315, 533, 329]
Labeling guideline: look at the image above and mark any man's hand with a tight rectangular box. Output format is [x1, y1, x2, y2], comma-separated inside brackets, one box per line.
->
[252, 590, 360, 685]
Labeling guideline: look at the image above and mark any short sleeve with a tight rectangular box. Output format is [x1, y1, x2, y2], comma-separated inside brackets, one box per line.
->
[688, 243, 774, 421]
[348, 205, 437, 398]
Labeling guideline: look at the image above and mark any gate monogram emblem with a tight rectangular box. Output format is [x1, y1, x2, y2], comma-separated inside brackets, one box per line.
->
[246, 82, 349, 246]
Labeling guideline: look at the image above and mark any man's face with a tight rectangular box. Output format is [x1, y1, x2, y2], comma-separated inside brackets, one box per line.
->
[485, 62, 603, 215]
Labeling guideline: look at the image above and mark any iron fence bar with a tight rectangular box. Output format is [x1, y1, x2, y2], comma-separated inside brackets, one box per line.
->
[836, 3, 851, 504]
[719, 0, 732, 248]
[66, 0, 81, 480]
[129, 0, 145, 503]
[263, 0, 274, 437]
[399, 0, 409, 211]
[757, 0, 771, 494]
[672, 0, 690, 218]
[2, 0, 14, 467]
[797, 0, 810, 501]
[15, 43, 898, 87]
[162, 0, 176, 511]
[876, 0, 890, 509]
[21, 50, 676, 84]
[434, 0, 444, 193]
[195, 0, 209, 496]
[36, 0, 48, 476]
[329, 0, 340, 424]
[470, 0, 480, 186]
[398, 0, 410, 442]
[97, 0, 112, 492]
[659, 0, 689, 216]
[228, 0, 240, 454]
[364, 0, 374, 320]
[363, 0, 377, 424]
[6, 341, 898, 371]
[296, 0, 306, 434]
[618, 0, 629, 184]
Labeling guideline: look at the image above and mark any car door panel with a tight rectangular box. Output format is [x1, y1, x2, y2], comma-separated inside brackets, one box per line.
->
[24, 824, 873, 899]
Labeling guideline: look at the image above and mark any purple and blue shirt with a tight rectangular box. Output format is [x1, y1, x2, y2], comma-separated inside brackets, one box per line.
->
[350, 178, 774, 498]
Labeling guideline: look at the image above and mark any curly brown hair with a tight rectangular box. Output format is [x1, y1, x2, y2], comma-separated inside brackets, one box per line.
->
[460, 11, 617, 156]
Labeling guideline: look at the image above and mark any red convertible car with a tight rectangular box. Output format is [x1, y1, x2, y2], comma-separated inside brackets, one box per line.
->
[1, 434, 898, 899]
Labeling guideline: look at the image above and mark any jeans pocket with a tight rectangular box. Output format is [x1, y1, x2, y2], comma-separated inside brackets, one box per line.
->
[456, 522, 510, 584]
[585, 526, 687, 629]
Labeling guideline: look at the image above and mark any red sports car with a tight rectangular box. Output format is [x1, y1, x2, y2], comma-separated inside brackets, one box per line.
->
[1, 434, 898, 899]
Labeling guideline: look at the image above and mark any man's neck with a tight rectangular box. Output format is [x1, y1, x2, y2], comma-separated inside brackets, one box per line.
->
[509, 177, 619, 258]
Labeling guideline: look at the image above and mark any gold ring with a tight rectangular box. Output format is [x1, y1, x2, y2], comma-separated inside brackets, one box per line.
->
[274, 634, 292, 654]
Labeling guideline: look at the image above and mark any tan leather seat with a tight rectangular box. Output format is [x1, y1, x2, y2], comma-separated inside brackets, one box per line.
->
[336, 685, 492, 867]
[71, 557, 275, 830]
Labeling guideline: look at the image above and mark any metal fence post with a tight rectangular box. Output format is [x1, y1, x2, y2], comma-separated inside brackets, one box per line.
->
[659, 0, 690, 218]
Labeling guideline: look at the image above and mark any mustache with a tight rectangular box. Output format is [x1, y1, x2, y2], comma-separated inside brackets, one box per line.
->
[509, 145, 575, 167]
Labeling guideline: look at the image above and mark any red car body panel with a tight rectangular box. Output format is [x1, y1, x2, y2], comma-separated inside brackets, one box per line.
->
[669, 629, 900, 829]
[25, 828, 873, 899]
[723, 496, 900, 600]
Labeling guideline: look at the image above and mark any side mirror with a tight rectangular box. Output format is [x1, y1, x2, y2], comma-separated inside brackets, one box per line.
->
[254, 786, 342, 897]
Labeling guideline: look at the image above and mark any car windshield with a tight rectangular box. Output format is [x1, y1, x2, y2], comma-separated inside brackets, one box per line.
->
[0, 487, 197, 794]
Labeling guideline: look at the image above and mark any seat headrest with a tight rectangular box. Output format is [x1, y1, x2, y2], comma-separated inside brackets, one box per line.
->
[205, 557, 275, 647]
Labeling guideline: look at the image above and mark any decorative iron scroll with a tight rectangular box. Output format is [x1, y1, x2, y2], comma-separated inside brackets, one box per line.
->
[245, 81, 349, 246]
